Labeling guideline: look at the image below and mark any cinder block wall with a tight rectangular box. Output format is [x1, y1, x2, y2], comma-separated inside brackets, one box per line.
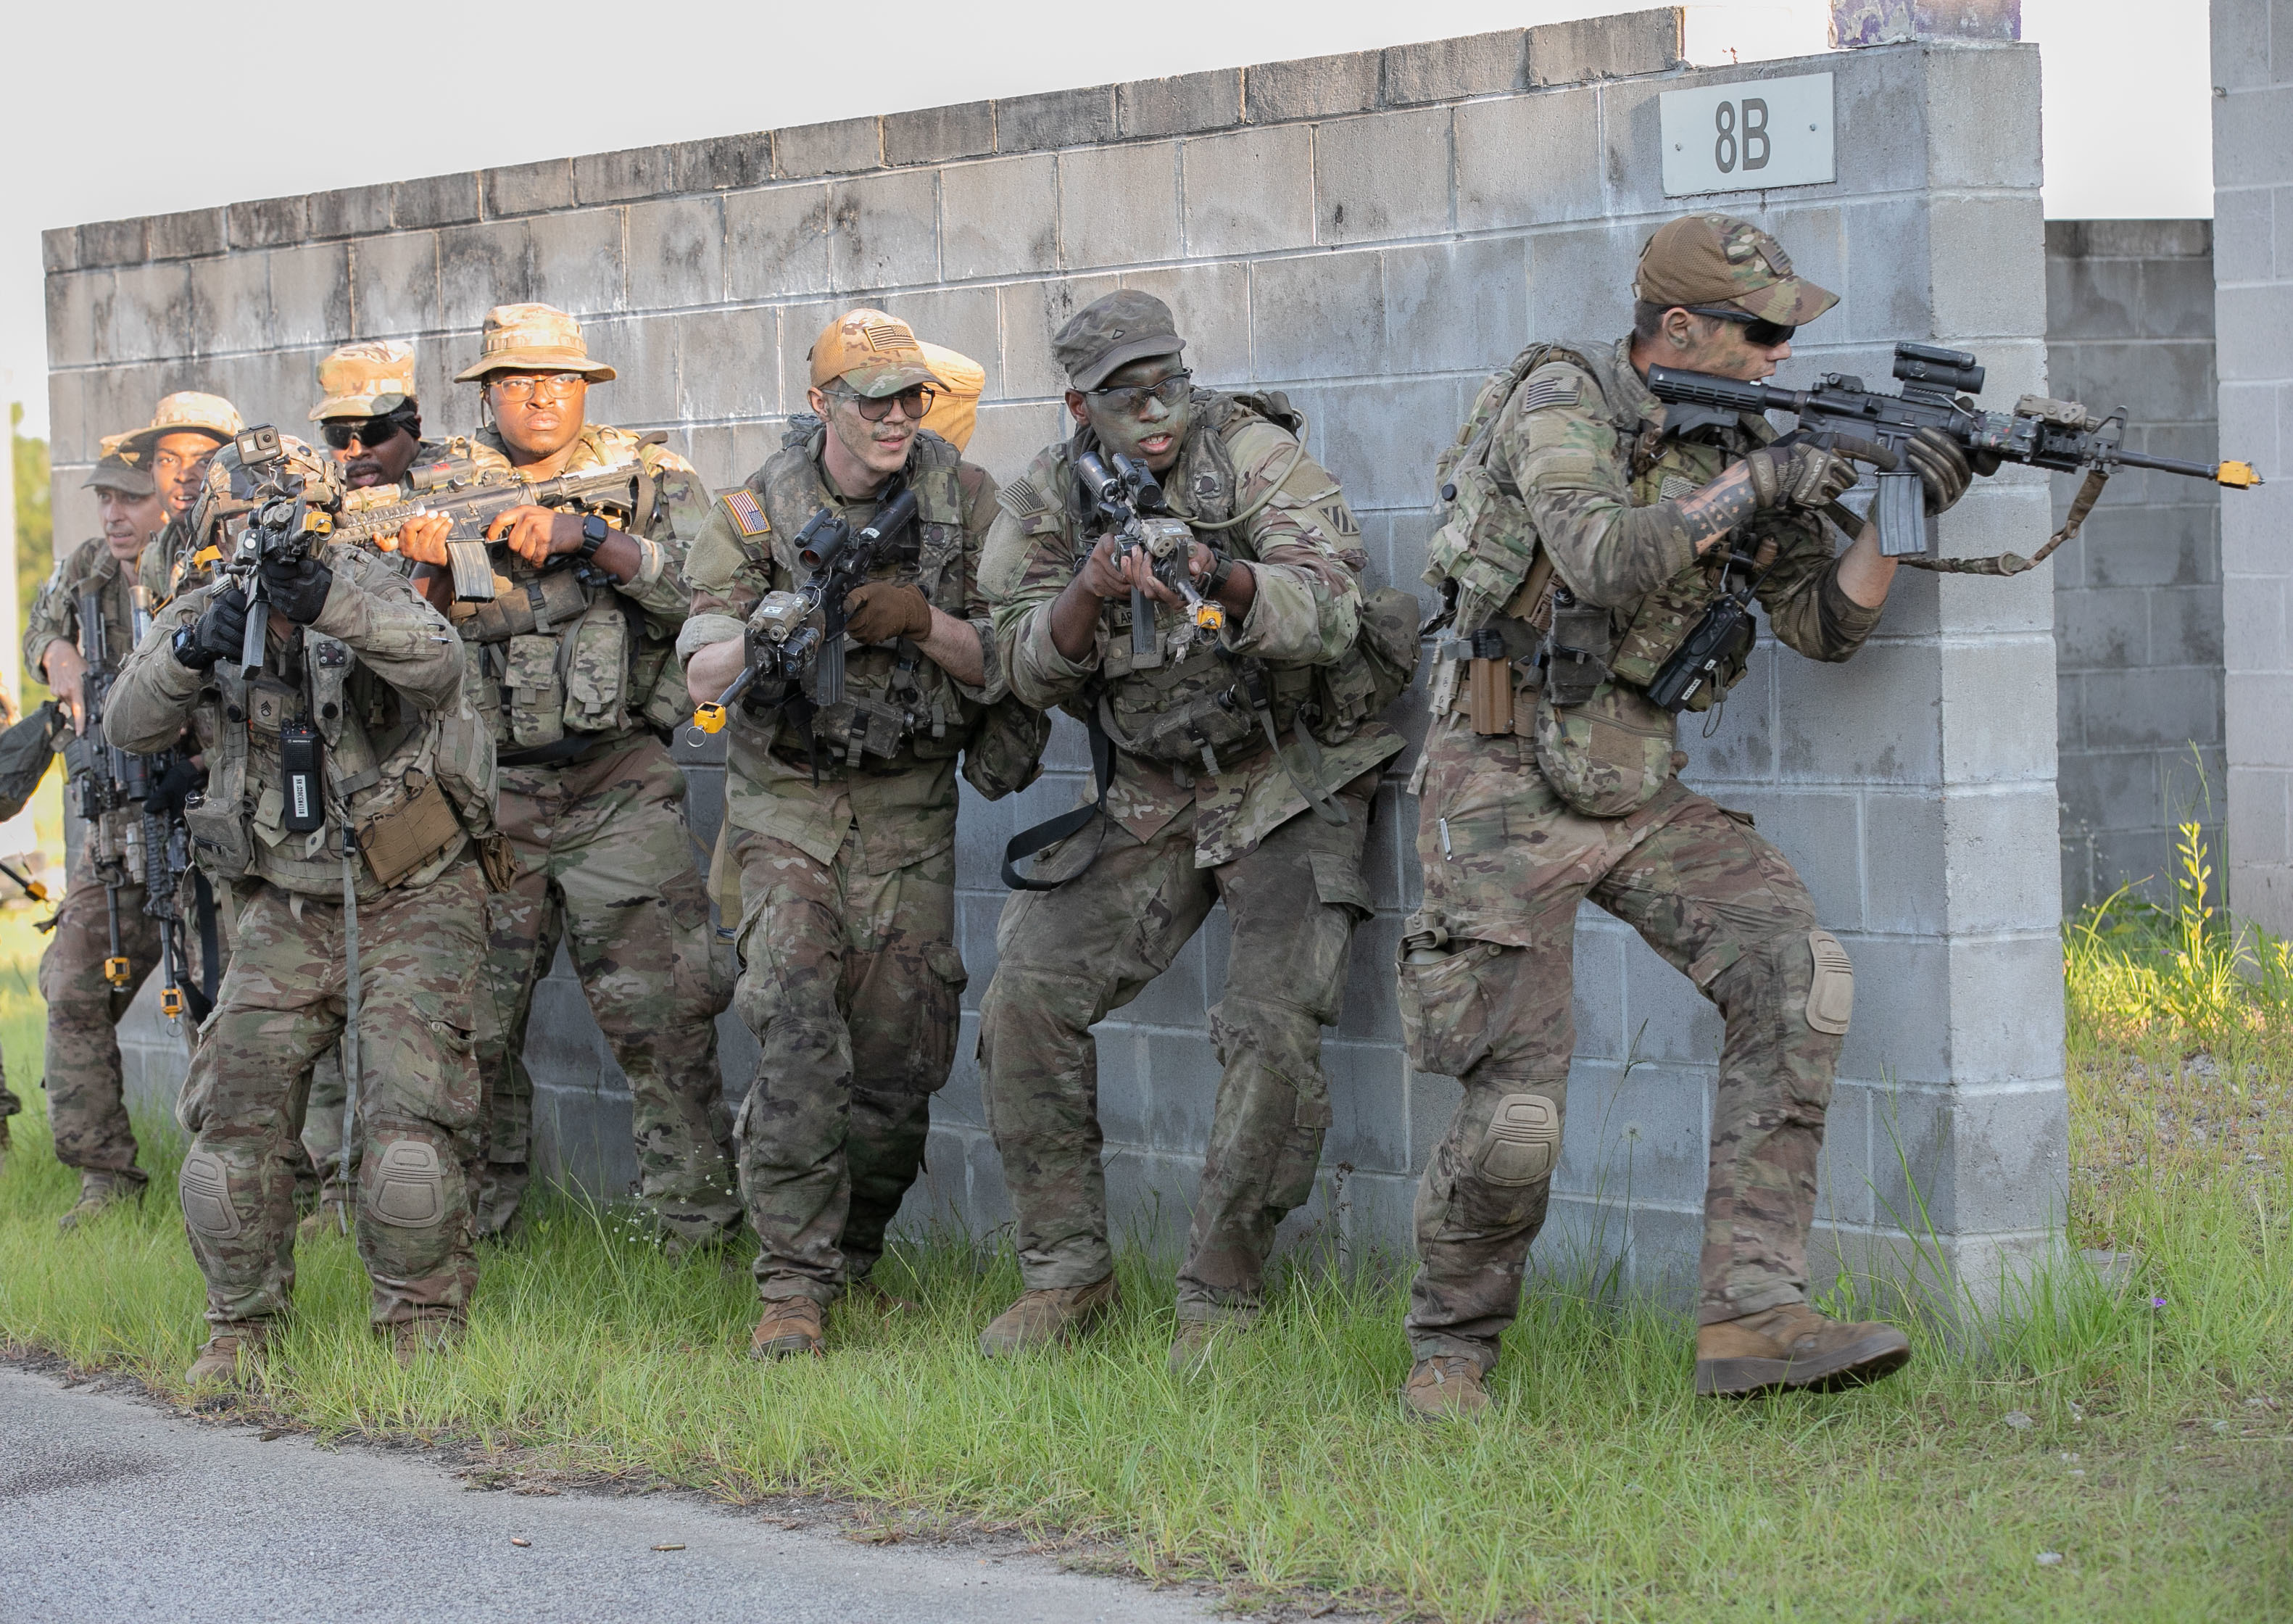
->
[2046, 220, 2224, 911]
[2215, 0, 2293, 933]
[47, 13, 2068, 1306]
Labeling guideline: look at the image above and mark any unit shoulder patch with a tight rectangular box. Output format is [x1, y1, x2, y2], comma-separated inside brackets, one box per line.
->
[720, 489, 770, 538]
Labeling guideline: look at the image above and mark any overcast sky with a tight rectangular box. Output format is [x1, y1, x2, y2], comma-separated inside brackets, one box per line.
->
[1, 0, 2213, 439]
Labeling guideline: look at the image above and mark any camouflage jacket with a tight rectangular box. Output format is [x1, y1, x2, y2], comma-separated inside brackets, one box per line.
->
[444, 423, 709, 764]
[106, 547, 493, 902]
[681, 428, 1002, 876]
[27, 536, 154, 863]
[982, 394, 1401, 869]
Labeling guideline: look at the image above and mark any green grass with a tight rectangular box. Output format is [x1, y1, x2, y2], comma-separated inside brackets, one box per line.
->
[1, 816, 2289, 1620]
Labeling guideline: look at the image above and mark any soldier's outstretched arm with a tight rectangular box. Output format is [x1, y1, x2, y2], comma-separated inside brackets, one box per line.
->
[1224, 424, 1363, 667]
[103, 595, 207, 754]
[980, 453, 1095, 712]
[303, 553, 466, 713]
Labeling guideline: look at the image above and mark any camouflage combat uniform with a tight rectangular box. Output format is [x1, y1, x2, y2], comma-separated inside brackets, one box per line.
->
[681, 424, 1006, 1306]
[22, 536, 168, 1185]
[979, 394, 1404, 1323]
[105, 542, 499, 1333]
[449, 423, 735, 1243]
[1402, 335, 1877, 1370]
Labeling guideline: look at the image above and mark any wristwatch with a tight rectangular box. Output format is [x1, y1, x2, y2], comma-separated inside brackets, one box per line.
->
[1204, 552, 1238, 596]
[574, 513, 610, 563]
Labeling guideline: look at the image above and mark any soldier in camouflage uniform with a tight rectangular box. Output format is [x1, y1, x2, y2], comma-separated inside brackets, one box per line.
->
[977, 291, 1410, 1369]
[682, 309, 1025, 1359]
[1398, 214, 1983, 1415]
[389, 304, 734, 1248]
[22, 445, 174, 1227]
[104, 432, 504, 1383]
[130, 392, 243, 603]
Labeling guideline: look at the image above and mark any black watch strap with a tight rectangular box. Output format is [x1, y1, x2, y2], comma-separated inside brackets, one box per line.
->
[575, 513, 610, 562]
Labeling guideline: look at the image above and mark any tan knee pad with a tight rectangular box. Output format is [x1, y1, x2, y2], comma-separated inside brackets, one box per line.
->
[179, 1149, 244, 1239]
[1478, 1091, 1563, 1186]
[1805, 929, 1854, 1037]
[366, 1140, 447, 1229]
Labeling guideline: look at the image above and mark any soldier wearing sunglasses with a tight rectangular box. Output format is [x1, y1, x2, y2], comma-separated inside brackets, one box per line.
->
[1397, 214, 1982, 1420]
[310, 340, 443, 494]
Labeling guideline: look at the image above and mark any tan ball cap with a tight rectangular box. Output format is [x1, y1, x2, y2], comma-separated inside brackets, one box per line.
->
[1634, 213, 1837, 328]
[117, 391, 244, 458]
[311, 339, 418, 420]
[808, 309, 941, 398]
[454, 303, 616, 384]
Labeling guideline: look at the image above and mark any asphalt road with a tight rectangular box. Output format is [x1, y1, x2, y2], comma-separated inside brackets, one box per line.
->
[0, 1364, 1232, 1623]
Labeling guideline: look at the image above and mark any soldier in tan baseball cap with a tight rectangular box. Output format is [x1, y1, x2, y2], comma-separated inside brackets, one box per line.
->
[310, 340, 441, 491]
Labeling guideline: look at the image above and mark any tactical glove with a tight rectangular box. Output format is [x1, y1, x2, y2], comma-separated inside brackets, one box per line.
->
[172, 585, 250, 671]
[261, 554, 334, 625]
[1904, 426, 1979, 515]
[1741, 444, 1864, 513]
[144, 757, 207, 816]
[844, 581, 934, 645]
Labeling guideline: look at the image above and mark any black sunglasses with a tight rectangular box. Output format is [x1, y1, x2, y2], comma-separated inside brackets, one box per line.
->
[322, 413, 415, 452]
[1686, 306, 1796, 348]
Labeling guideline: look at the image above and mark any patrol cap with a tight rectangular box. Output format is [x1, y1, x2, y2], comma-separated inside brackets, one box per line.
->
[454, 303, 616, 383]
[117, 391, 244, 458]
[1633, 213, 1838, 328]
[807, 308, 940, 397]
[1053, 290, 1185, 390]
[82, 449, 155, 497]
[311, 339, 418, 420]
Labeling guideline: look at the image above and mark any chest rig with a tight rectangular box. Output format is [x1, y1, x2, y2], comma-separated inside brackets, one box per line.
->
[743, 431, 978, 771]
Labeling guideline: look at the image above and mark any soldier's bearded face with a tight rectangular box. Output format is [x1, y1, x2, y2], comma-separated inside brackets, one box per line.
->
[151, 431, 224, 517]
[98, 489, 165, 561]
[487, 373, 587, 463]
[1662, 312, 1794, 383]
[1073, 356, 1193, 476]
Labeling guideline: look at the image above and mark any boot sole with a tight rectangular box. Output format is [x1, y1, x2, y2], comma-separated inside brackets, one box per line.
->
[1696, 1333, 1912, 1398]
[750, 1337, 825, 1360]
[978, 1298, 1117, 1358]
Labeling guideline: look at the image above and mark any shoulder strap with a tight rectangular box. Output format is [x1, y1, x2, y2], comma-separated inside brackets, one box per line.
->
[1001, 713, 1114, 891]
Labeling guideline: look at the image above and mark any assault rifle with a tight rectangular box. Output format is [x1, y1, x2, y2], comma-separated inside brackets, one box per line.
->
[1072, 450, 1223, 670]
[690, 484, 921, 737]
[1646, 341, 2264, 559]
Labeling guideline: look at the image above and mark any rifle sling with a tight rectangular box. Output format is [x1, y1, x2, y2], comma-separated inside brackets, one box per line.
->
[1845, 465, 2110, 578]
[1002, 713, 1114, 892]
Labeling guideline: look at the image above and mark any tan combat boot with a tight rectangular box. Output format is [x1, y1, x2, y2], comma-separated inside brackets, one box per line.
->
[1695, 1302, 1912, 1397]
[186, 1322, 271, 1388]
[57, 1170, 142, 1233]
[390, 1316, 466, 1368]
[1401, 1355, 1491, 1420]
[978, 1275, 1119, 1356]
[750, 1297, 826, 1360]
[1167, 1310, 1257, 1375]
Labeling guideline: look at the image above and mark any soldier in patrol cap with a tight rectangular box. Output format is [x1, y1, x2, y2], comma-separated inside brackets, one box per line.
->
[975, 290, 1412, 1370]
[20, 439, 175, 1227]
[682, 307, 1032, 1359]
[127, 392, 244, 602]
[1396, 213, 1982, 1416]
[389, 303, 736, 1249]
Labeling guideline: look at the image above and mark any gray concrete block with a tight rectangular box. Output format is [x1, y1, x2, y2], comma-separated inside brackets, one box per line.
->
[2077, 663, 2227, 753]
[884, 102, 994, 167]
[566, 146, 672, 207]
[1248, 249, 1385, 381]
[676, 304, 780, 423]
[676, 133, 773, 193]
[2211, 187, 2273, 283]
[484, 159, 573, 218]
[1559, 1061, 1710, 1213]
[188, 252, 273, 355]
[1523, 222, 1643, 337]
[78, 217, 146, 268]
[307, 184, 391, 243]
[436, 221, 531, 333]
[1278, 373, 1451, 510]
[940, 155, 1058, 283]
[1315, 109, 1452, 246]
[1181, 125, 1314, 259]
[1872, 1080, 2068, 1237]
[776, 117, 883, 179]
[1527, 9, 1683, 85]
[626, 196, 724, 310]
[391, 173, 481, 229]
[1923, 44, 2042, 191]
[527, 208, 628, 318]
[1116, 262, 1250, 387]
[1245, 50, 1381, 125]
[1383, 30, 1526, 107]
[827, 169, 940, 294]
[1058, 143, 1181, 268]
[1120, 70, 1242, 139]
[2213, 82, 2293, 188]
[1937, 637, 2059, 784]
[42, 227, 79, 273]
[107, 261, 195, 362]
[997, 85, 1117, 153]
[1775, 640, 1941, 786]
[1324, 1040, 1409, 1174]
[1457, 88, 1607, 232]
[724, 183, 834, 302]
[227, 196, 306, 250]
[582, 312, 681, 427]
[146, 208, 224, 262]
[1942, 787, 2067, 934]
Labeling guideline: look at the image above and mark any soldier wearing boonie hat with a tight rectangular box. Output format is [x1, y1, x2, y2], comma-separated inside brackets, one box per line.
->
[679, 306, 1024, 1360]
[128, 392, 243, 602]
[1396, 212, 1986, 1418]
[391, 302, 736, 1253]
[19, 426, 187, 1231]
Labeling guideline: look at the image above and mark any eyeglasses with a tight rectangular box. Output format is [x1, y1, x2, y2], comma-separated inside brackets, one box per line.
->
[1686, 307, 1796, 349]
[321, 415, 412, 452]
[829, 384, 936, 423]
[1087, 371, 1193, 416]
[488, 373, 586, 403]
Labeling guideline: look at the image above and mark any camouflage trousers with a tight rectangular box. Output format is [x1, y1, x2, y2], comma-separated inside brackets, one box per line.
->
[1401, 724, 1849, 1368]
[299, 1046, 350, 1191]
[477, 736, 735, 1241]
[730, 824, 965, 1304]
[979, 782, 1374, 1321]
[38, 870, 164, 1181]
[175, 858, 490, 1329]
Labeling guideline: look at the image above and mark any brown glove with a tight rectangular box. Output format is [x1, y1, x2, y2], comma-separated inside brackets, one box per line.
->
[1742, 444, 1865, 513]
[843, 581, 934, 645]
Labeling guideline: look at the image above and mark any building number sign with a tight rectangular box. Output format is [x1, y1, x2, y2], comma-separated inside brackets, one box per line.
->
[1660, 72, 1836, 196]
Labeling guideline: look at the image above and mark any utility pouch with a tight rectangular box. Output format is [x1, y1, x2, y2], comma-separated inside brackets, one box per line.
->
[561, 602, 631, 736]
[1530, 678, 1677, 819]
[1467, 629, 1514, 735]
[503, 634, 567, 750]
[280, 721, 324, 833]
[356, 772, 463, 889]
[1542, 589, 1613, 707]
[181, 789, 254, 879]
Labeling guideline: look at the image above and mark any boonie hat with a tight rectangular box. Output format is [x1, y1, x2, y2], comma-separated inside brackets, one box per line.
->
[118, 392, 243, 458]
[1053, 290, 1185, 391]
[455, 304, 616, 384]
[312, 339, 418, 420]
[1634, 214, 1838, 327]
[808, 309, 941, 398]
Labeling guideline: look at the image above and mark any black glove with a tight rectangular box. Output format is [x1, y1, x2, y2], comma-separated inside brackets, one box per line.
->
[172, 585, 249, 671]
[261, 554, 334, 625]
[1904, 426, 1977, 515]
[1741, 444, 1863, 513]
[144, 757, 207, 815]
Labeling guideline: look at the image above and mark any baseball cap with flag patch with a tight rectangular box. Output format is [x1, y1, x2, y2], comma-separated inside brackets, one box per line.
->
[1633, 213, 1837, 328]
[808, 309, 941, 398]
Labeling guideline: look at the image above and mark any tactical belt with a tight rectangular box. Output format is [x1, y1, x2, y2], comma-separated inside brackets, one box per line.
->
[1001, 716, 1114, 892]
[497, 732, 626, 770]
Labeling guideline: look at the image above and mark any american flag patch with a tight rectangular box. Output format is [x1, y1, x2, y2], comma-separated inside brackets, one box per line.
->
[721, 489, 770, 537]
[1517, 373, 1579, 413]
